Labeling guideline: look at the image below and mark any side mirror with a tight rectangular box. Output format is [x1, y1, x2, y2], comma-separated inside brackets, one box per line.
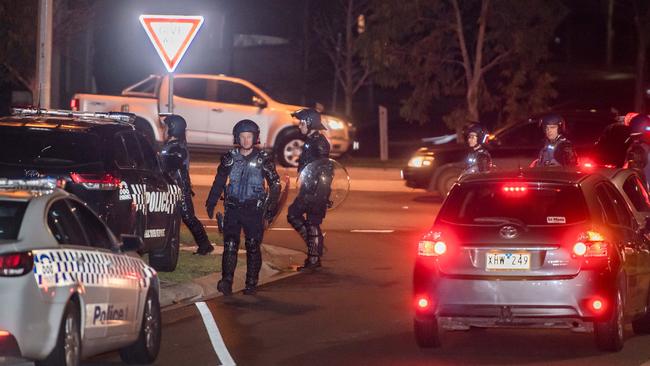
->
[253, 96, 267, 109]
[121, 234, 144, 252]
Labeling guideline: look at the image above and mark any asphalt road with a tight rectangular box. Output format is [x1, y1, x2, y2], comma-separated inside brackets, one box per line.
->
[75, 160, 650, 366]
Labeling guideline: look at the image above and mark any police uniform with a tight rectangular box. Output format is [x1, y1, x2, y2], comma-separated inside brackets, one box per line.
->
[464, 146, 492, 174]
[206, 125, 280, 295]
[625, 114, 650, 189]
[160, 116, 212, 254]
[535, 135, 578, 167]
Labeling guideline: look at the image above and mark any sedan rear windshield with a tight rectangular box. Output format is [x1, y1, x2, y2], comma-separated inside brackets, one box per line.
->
[0, 129, 102, 167]
[0, 201, 28, 240]
[439, 182, 589, 225]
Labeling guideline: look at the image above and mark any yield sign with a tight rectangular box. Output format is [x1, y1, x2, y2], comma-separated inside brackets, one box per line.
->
[139, 15, 204, 73]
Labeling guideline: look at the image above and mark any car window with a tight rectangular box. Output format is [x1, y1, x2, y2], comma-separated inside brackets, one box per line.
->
[113, 135, 134, 169]
[0, 201, 27, 240]
[595, 185, 620, 226]
[623, 175, 650, 212]
[439, 182, 588, 225]
[173, 77, 210, 101]
[68, 200, 113, 250]
[47, 200, 86, 245]
[496, 122, 540, 147]
[217, 81, 258, 106]
[136, 134, 159, 172]
[604, 184, 635, 228]
[120, 133, 144, 170]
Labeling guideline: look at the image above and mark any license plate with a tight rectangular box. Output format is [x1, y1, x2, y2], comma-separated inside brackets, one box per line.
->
[486, 252, 530, 270]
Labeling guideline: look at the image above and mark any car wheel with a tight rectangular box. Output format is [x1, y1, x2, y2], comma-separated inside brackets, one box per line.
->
[435, 167, 463, 196]
[36, 299, 81, 366]
[275, 130, 305, 167]
[148, 216, 180, 272]
[632, 289, 650, 334]
[594, 290, 624, 352]
[414, 317, 441, 348]
[120, 289, 162, 364]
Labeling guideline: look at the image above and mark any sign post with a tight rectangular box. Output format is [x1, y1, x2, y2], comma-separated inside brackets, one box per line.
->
[139, 15, 204, 113]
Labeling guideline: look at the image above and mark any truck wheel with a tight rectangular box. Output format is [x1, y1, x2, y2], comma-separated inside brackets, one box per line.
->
[414, 316, 441, 348]
[148, 216, 180, 272]
[119, 289, 161, 364]
[276, 130, 305, 167]
[134, 118, 157, 149]
[36, 298, 81, 366]
[594, 290, 625, 352]
[435, 167, 463, 196]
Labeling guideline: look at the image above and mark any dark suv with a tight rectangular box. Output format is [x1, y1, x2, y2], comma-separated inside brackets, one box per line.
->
[0, 109, 181, 271]
[402, 110, 618, 194]
[413, 168, 650, 351]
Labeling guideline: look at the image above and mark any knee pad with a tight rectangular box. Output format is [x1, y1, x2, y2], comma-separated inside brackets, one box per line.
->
[223, 240, 239, 255]
[306, 224, 322, 238]
[287, 214, 305, 230]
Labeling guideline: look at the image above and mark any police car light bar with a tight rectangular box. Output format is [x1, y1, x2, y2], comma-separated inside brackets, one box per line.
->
[0, 178, 65, 191]
[12, 108, 136, 124]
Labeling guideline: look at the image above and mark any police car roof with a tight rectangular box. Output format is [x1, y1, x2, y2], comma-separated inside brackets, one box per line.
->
[0, 115, 134, 134]
[458, 167, 596, 185]
[0, 187, 69, 201]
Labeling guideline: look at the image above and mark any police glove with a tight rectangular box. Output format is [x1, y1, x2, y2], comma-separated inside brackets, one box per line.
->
[206, 204, 215, 219]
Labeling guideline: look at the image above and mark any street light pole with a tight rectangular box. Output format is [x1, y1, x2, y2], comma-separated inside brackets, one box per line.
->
[36, 0, 53, 109]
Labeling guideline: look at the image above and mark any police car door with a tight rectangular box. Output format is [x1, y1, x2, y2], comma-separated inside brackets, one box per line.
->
[42, 199, 109, 340]
[116, 132, 148, 242]
[69, 200, 141, 338]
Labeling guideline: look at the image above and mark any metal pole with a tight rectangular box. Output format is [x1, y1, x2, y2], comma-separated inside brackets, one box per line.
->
[36, 0, 53, 108]
[168, 73, 174, 113]
[379, 105, 388, 161]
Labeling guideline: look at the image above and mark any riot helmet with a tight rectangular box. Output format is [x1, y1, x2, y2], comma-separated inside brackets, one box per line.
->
[291, 108, 327, 131]
[628, 114, 650, 136]
[163, 114, 187, 139]
[463, 123, 488, 145]
[538, 113, 566, 134]
[233, 119, 261, 145]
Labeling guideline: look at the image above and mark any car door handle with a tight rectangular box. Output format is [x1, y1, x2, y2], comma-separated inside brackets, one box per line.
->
[211, 108, 223, 113]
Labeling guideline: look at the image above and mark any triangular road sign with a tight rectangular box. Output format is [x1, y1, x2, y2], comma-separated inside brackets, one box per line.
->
[139, 15, 204, 73]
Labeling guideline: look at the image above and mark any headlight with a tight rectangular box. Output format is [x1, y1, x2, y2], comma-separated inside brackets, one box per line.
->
[407, 156, 434, 168]
[327, 118, 346, 130]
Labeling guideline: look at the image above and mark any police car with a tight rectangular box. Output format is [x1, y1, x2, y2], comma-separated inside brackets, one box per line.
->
[0, 179, 160, 365]
[0, 109, 182, 271]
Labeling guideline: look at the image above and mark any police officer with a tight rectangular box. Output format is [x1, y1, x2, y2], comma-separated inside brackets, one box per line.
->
[160, 115, 213, 255]
[462, 123, 492, 175]
[534, 114, 578, 167]
[287, 108, 331, 271]
[205, 120, 281, 295]
[625, 114, 650, 188]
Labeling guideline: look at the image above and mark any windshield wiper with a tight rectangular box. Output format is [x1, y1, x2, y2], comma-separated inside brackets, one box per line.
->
[473, 216, 528, 230]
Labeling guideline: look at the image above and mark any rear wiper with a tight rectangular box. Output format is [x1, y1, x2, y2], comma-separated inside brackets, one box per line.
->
[473, 216, 528, 230]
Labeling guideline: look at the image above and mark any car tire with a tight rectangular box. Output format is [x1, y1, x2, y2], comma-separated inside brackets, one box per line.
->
[594, 290, 625, 352]
[275, 129, 305, 167]
[148, 216, 180, 272]
[414, 317, 441, 348]
[435, 167, 463, 196]
[119, 289, 162, 364]
[632, 290, 650, 334]
[36, 298, 81, 366]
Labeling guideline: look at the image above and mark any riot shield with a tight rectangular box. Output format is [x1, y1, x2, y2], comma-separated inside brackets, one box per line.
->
[264, 175, 290, 229]
[297, 158, 350, 210]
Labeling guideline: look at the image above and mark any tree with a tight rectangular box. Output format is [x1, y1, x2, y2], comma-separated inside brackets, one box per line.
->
[314, 0, 372, 116]
[630, 0, 650, 112]
[364, 0, 566, 134]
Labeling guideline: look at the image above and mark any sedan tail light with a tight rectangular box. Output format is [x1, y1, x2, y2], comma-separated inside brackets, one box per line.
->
[573, 231, 608, 258]
[70, 98, 80, 111]
[415, 295, 432, 310]
[418, 231, 447, 257]
[0, 252, 33, 276]
[70, 173, 121, 190]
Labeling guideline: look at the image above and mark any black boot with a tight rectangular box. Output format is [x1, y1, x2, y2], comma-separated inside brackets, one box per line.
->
[244, 238, 262, 295]
[297, 256, 321, 271]
[218, 240, 238, 296]
[217, 279, 233, 296]
[194, 244, 214, 255]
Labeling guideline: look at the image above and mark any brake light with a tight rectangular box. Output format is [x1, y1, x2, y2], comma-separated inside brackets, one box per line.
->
[415, 295, 431, 310]
[70, 173, 121, 190]
[573, 231, 608, 258]
[70, 98, 80, 111]
[0, 252, 33, 276]
[0, 330, 10, 337]
[418, 231, 447, 256]
[589, 297, 607, 314]
[502, 184, 528, 197]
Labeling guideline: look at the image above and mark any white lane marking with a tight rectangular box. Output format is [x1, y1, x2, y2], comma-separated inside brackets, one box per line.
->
[350, 229, 395, 233]
[195, 301, 236, 366]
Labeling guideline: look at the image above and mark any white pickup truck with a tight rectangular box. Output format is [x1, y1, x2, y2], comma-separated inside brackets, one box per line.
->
[73, 74, 355, 166]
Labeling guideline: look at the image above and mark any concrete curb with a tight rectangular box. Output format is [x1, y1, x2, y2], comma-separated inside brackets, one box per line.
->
[159, 243, 304, 309]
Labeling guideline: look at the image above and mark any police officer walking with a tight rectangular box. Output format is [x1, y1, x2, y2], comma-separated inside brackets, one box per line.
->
[205, 120, 281, 295]
[534, 114, 578, 167]
[625, 114, 650, 188]
[287, 108, 331, 271]
[462, 123, 492, 175]
[160, 115, 213, 255]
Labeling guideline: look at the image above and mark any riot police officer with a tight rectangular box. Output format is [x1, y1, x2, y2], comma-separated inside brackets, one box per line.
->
[160, 114, 213, 255]
[462, 123, 492, 175]
[205, 120, 281, 295]
[534, 114, 578, 167]
[287, 108, 331, 271]
[625, 114, 650, 188]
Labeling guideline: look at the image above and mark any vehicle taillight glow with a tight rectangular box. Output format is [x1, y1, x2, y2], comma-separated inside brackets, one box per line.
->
[418, 231, 447, 257]
[503, 185, 527, 192]
[0, 330, 10, 337]
[0, 252, 33, 276]
[70, 173, 121, 190]
[70, 98, 80, 111]
[572, 242, 588, 256]
[589, 297, 607, 314]
[573, 231, 608, 258]
[416, 295, 430, 310]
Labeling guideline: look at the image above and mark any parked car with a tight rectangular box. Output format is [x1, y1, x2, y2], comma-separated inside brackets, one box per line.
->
[413, 168, 650, 351]
[0, 109, 182, 271]
[72, 74, 355, 167]
[402, 110, 618, 195]
[0, 180, 160, 365]
[598, 168, 650, 228]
